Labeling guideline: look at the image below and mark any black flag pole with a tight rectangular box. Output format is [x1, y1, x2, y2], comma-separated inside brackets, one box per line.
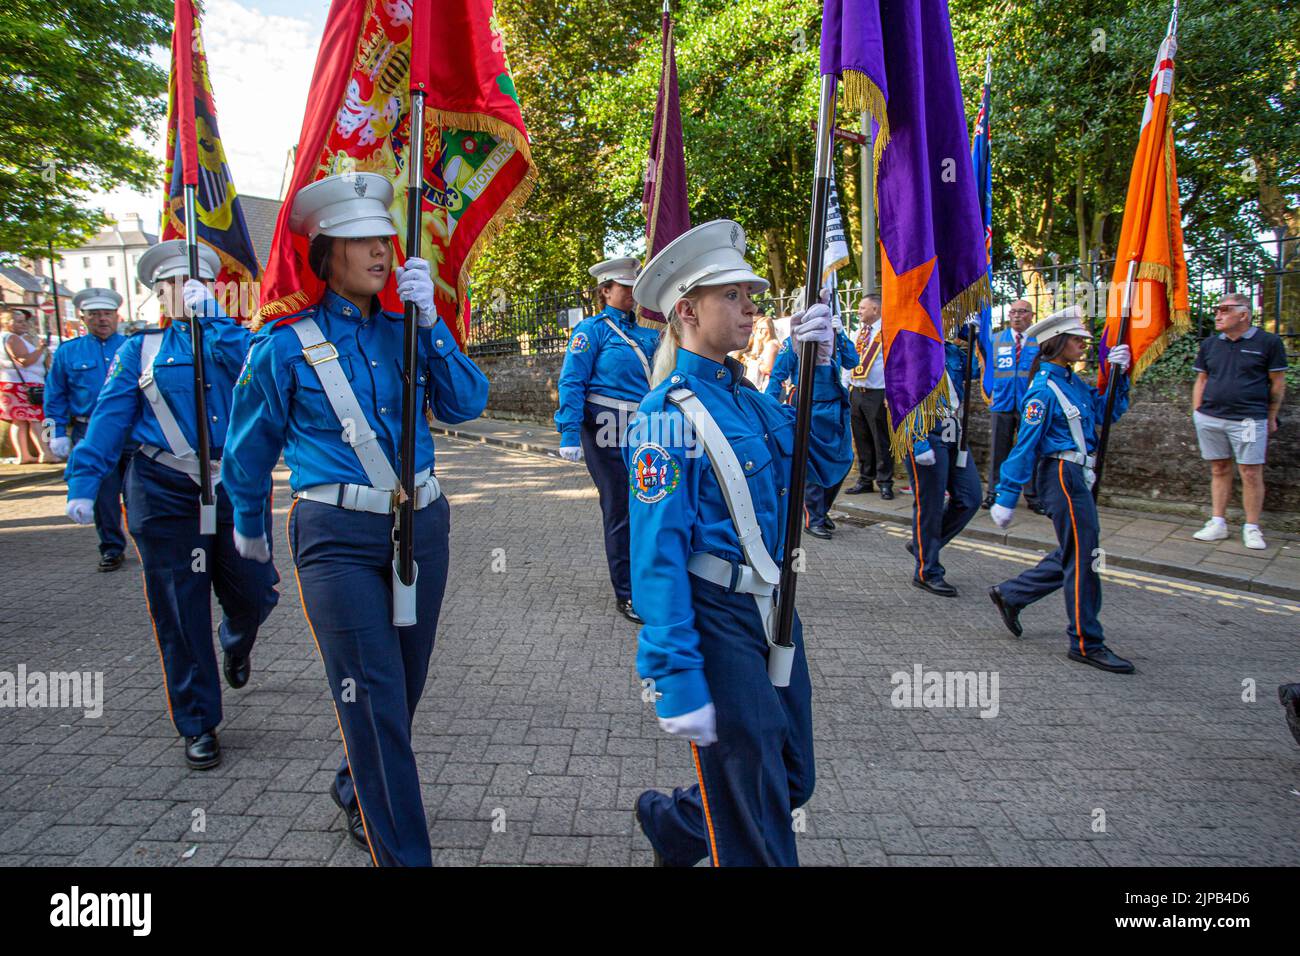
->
[183, 185, 217, 535]
[773, 73, 837, 685]
[393, 87, 427, 627]
[957, 320, 975, 468]
[1091, 258, 1139, 500]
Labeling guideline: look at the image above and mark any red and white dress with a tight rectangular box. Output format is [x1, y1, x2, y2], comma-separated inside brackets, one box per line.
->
[0, 331, 46, 423]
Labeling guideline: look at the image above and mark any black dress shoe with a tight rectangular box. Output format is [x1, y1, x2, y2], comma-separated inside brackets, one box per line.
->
[97, 553, 124, 572]
[911, 576, 957, 597]
[905, 540, 916, 558]
[980, 495, 995, 510]
[223, 650, 251, 689]
[1067, 645, 1135, 674]
[617, 599, 643, 624]
[824, 517, 836, 531]
[879, 485, 895, 501]
[1026, 499, 1048, 516]
[805, 524, 833, 540]
[330, 784, 370, 850]
[1278, 683, 1300, 747]
[845, 479, 872, 495]
[184, 730, 221, 770]
[988, 586, 1023, 637]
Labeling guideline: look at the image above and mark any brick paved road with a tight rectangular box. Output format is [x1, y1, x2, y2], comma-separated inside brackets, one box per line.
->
[1, 438, 1297, 866]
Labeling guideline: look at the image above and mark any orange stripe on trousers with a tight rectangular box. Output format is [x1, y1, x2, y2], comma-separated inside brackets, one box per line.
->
[286, 498, 379, 867]
[1058, 460, 1086, 656]
[691, 742, 720, 867]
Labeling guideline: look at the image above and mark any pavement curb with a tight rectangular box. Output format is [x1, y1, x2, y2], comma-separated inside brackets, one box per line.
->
[0, 466, 63, 495]
[433, 424, 1300, 603]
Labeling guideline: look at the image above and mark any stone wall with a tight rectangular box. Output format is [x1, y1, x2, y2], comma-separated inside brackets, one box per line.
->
[474, 351, 1300, 526]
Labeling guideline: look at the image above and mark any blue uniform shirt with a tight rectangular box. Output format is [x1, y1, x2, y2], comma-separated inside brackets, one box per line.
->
[44, 331, 128, 437]
[763, 331, 857, 487]
[626, 348, 795, 719]
[994, 361, 1129, 508]
[554, 305, 661, 446]
[913, 341, 981, 456]
[222, 290, 489, 539]
[66, 305, 250, 502]
[988, 327, 1039, 413]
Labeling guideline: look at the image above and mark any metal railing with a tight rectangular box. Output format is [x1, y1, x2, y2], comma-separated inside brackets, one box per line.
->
[465, 235, 1299, 356]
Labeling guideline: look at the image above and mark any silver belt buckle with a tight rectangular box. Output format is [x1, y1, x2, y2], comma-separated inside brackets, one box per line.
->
[302, 342, 339, 366]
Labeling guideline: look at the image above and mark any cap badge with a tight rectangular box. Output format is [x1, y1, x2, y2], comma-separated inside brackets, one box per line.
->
[353, 177, 368, 198]
[729, 224, 740, 249]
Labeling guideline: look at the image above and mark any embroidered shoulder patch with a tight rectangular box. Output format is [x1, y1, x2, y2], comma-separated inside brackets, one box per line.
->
[1023, 398, 1046, 425]
[569, 332, 590, 354]
[236, 350, 254, 389]
[107, 353, 122, 380]
[629, 442, 681, 503]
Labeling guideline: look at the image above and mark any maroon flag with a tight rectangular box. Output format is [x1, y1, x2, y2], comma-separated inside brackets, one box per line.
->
[638, 0, 690, 325]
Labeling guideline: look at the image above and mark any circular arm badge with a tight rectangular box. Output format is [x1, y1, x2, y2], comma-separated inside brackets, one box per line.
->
[1023, 398, 1046, 426]
[629, 442, 681, 503]
[569, 332, 590, 353]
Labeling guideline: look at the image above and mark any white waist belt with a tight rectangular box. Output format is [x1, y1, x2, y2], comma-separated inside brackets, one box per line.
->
[1046, 450, 1095, 468]
[586, 392, 640, 412]
[687, 552, 775, 598]
[139, 443, 222, 486]
[296, 471, 441, 515]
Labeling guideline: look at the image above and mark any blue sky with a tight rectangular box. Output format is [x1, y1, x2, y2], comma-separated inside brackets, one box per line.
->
[99, 0, 329, 223]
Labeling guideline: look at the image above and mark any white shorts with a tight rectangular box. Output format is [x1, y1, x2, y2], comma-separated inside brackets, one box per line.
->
[1193, 411, 1268, 465]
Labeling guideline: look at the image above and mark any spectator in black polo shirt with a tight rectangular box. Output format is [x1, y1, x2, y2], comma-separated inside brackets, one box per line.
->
[1191, 293, 1288, 550]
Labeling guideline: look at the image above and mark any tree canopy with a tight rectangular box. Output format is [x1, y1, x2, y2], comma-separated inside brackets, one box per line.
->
[0, 0, 170, 260]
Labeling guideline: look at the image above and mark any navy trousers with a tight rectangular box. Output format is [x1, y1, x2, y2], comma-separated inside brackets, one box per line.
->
[996, 458, 1106, 655]
[638, 577, 815, 867]
[905, 438, 982, 582]
[579, 400, 631, 601]
[289, 496, 450, 868]
[125, 453, 279, 738]
[804, 477, 846, 530]
[70, 420, 128, 558]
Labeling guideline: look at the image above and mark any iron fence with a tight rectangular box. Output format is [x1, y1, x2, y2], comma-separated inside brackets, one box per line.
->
[465, 235, 1299, 357]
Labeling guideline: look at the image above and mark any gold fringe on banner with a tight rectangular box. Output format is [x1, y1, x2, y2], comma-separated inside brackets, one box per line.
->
[253, 289, 310, 330]
[939, 273, 992, 339]
[427, 108, 539, 343]
[842, 69, 889, 197]
[886, 386, 952, 461]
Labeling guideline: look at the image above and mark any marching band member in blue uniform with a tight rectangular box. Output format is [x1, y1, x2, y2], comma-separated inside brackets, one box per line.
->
[904, 330, 983, 597]
[982, 299, 1042, 511]
[222, 173, 489, 867]
[64, 240, 279, 770]
[987, 306, 1135, 673]
[46, 287, 130, 571]
[763, 305, 857, 539]
[555, 257, 661, 622]
[627, 220, 825, 867]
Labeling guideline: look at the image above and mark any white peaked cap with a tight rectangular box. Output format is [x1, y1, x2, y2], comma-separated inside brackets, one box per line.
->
[589, 257, 640, 287]
[289, 172, 398, 240]
[632, 219, 769, 319]
[137, 239, 220, 286]
[1026, 304, 1091, 344]
[72, 287, 123, 313]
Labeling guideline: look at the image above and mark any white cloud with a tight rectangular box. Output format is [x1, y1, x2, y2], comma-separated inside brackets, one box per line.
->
[96, 0, 322, 227]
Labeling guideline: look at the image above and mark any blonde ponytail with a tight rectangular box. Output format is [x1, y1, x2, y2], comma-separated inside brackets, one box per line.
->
[650, 316, 682, 388]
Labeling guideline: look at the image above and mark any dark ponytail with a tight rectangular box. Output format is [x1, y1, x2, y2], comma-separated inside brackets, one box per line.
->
[307, 234, 333, 282]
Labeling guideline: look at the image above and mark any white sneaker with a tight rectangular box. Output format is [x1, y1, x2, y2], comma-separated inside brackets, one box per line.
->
[1242, 526, 1267, 550]
[1192, 519, 1229, 542]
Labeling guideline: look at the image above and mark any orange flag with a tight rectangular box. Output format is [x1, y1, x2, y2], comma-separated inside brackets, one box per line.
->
[1099, 3, 1190, 389]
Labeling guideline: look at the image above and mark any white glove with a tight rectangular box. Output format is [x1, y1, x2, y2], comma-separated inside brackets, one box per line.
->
[558, 445, 583, 462]
[657, 702, 717, 747]
[791, 303, 834, 365]
[233, 529, 271, 564]
[395, 257, 436, 327]
[49, 435, 70, 459]
[67, 498, 94, 525]
[914, 449, 936, 467]
[1106, 343, 1132, 372]
[831, 310, 843, 333]
[183, 278, 218, 317]
[990, 503, 1014, 529]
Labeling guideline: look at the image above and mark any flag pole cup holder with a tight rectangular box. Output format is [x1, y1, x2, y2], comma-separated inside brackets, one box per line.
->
[767, 638, 794, 688]
[392, 560, 418, 627]
[199, 503, 217, 536]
